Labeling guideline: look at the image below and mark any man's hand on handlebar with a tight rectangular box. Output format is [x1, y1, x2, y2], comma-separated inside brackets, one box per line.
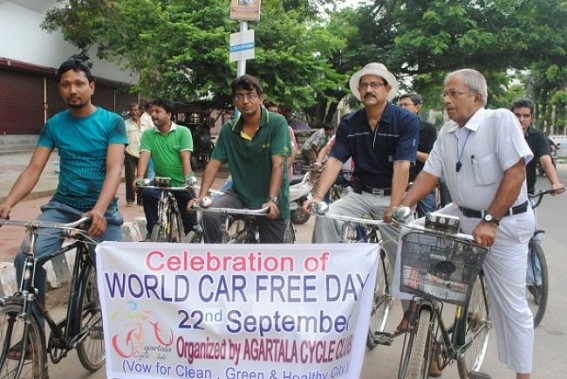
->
[551, 183, 565, 196]
[262, 200, 280, 219]
[0, 204, 11, 221]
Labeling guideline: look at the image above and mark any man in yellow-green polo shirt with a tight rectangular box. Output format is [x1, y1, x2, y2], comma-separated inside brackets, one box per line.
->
[190, 74, 292, 243]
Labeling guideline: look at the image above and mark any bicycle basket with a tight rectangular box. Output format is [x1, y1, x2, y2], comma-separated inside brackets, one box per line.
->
[399, 230, 489, 305]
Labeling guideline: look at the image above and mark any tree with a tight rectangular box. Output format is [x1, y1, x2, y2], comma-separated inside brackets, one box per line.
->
[42, 0, 345, 123]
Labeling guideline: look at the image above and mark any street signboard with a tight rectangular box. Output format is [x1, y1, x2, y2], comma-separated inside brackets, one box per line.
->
[229, 30, 255, 62]
[229, 0, 261, 21]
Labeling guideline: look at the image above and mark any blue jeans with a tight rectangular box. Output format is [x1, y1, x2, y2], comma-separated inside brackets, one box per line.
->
[416, 190, 436, 218]
[14, 200, 123, 311]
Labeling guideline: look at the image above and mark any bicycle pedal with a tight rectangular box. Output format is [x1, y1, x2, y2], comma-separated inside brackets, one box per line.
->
[91, 326, 105, 340]
[373, 332, 394, 346]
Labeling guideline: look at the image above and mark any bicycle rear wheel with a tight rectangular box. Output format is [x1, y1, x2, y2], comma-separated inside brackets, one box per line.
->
[457, 276, 491, 378]
[366, 248, 393, 349]
[76, 265, 105, 371]
[526, 241, 548, 328]
[399, 307, 433, 379]
[0, 300, 45, 379]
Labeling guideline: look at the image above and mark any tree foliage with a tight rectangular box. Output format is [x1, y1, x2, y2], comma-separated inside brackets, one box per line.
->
[41, 0, 567, 127]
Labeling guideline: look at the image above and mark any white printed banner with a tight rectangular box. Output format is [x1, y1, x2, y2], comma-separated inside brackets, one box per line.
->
[96, 242, 379, 379]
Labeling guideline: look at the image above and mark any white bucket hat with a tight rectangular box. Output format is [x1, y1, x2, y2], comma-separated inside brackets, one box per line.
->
[349, 62, 399, 102]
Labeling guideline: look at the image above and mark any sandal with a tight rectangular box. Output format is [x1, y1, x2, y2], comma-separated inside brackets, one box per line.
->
[7, 340, 32, 360]
[392, 301, 418, 337]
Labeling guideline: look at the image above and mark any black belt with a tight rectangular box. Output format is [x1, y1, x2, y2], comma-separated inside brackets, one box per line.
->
[458, 201, 529, 219]
[354, 185, 391, 196]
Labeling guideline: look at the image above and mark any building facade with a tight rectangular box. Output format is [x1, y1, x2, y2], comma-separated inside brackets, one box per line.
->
[0, 0, 138, 150]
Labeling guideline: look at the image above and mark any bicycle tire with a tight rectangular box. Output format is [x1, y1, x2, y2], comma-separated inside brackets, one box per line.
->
[0, 300, 46, 379]
[76, 265, 105, 371]
[284, 221, 296, 243]
[366, 248, 393, 349]
[186, 230, 204, 243]
[457, 277, 491, 378]
[150, 224, 166, 242]
[401, 307, 432, 379]
[167, 209, 184, 243]
[526, 241, 548, 328]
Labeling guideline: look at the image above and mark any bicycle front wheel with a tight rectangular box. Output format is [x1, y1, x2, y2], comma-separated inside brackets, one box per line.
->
[76, 265, 105, 371]
[457, 276, 491, 378]
[166, 208, 184, 243]
[399, 307, 433, 379]
[526, 241, 548, 328]
[366, 248, 393, 349]
[0, 300, 45, 379]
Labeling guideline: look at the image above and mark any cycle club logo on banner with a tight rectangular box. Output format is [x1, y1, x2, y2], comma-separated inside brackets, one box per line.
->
[96, 242, 379, 379]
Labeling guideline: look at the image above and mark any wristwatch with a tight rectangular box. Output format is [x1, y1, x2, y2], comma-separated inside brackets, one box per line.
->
[267, 195, 278, 204]
[482, 213, 500, 226]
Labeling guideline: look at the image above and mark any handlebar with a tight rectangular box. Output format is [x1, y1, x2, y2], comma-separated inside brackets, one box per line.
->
[528, 188, 559, 209]
[192, 206, 269, 217]
[0, 216, 94, 241]
[308, 201, 385, 227]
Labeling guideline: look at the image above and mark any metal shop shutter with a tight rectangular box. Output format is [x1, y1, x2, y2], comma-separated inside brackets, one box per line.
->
[45, 77, 67, 119]
[92, 85, 115, 113]
[0, 70, 44, 134]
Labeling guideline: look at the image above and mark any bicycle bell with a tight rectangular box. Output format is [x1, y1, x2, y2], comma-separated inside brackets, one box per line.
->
[199, 196, 213, 208]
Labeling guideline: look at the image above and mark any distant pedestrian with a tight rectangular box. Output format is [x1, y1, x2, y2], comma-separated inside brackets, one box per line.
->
[124, 102, 147, 206]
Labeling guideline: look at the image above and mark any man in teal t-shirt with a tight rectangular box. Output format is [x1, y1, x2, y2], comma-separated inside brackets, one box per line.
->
[0, 58, 127, 318]
[189, 74, 292, 243]
[136, 98, 196, 240]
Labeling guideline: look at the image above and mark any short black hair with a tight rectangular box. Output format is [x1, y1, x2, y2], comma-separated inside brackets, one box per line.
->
[57, 58, 94, 83]
[263, 100, 277, 108]
[510, 98, 535, 116]
[232, 74, 263, 96]
[399, 93, 422, 105]
[151, 98, 174, 113]
[323, 123, 335, 130]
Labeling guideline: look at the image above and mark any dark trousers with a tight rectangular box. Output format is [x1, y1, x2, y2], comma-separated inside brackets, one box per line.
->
[141, 188, 196, 237]
[124, 153, 139, 203]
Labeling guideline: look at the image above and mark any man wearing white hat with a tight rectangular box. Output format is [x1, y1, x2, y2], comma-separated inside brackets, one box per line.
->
[304, 62, 419, 261]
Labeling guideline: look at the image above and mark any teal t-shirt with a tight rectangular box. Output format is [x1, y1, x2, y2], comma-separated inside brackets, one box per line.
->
[212, 109, 291, 218]
[140, 123, 193, 187]
[38, 107, 127, 211]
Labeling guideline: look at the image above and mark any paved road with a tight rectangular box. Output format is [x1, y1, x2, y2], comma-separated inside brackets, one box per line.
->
[4, 163, 567, 378]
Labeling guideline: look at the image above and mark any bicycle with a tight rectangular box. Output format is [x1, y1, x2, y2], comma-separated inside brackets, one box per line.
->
[526, 189, 555, 327]
[393, 209, 492, 379]
[192, 198, 296, 243]
[309, 202, 394, 350]
[136, 176, 198, 243]
[0, 217, 103, 379]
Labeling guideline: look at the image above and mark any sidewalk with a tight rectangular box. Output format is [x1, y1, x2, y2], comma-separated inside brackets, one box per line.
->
[0, 151, 228, 295]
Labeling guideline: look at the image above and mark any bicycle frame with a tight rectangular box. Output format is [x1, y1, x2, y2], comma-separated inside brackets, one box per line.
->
[395, 216, 492, 379]
[194, 206, 269, 244]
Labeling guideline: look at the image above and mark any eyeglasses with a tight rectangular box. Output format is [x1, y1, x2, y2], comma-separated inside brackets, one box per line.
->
[358, 81, 385, 90]
[234, 93, 259, 102]
[399, 102, 416, 108]
[440, 90, 477, 100]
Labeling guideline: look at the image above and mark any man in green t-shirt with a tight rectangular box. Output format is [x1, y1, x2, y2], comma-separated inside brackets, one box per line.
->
[190, 74, 292, 243]
[135, 98, 196, 240]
